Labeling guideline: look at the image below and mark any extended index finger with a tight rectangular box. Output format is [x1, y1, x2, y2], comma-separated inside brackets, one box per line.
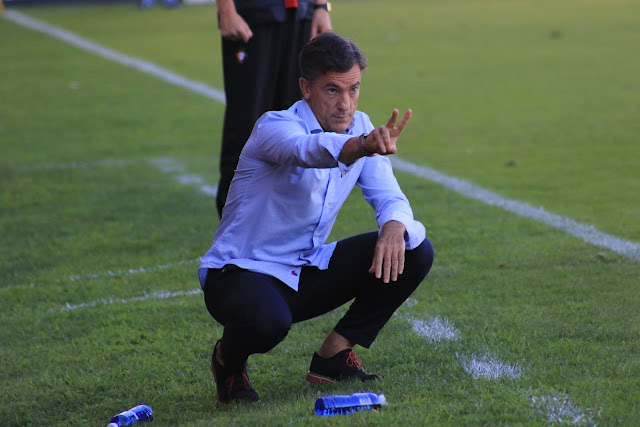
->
[385, 109, 400, 128]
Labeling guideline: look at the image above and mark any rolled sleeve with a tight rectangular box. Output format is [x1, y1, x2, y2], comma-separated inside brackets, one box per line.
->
[377, 210, 426, 250]
[319, 133, 353, 163]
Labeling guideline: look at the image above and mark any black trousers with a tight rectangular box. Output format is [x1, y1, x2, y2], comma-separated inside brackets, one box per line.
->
[217, 11, 312, 217]
[203, 232, 434, 372]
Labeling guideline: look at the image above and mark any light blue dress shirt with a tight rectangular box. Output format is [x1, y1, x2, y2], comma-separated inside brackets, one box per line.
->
[199, 99, 426, 291]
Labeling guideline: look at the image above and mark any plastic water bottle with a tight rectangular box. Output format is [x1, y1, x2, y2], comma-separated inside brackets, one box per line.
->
[314, 392, 387, 416]
[107, 404, 154, 427]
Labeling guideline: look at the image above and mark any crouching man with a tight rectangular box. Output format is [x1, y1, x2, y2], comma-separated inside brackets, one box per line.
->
[198, 32, 434, 403]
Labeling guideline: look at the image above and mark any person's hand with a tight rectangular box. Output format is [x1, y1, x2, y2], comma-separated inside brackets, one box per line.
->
[369, 220, 407, 283]
[362, 109, 412, 156]
[310, 7, 332, 39]
[218, 7, 253, 43]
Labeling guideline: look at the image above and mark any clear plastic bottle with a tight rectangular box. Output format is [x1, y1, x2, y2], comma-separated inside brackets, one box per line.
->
[314, 392, 387, 416]
[107, 404, 154, 427]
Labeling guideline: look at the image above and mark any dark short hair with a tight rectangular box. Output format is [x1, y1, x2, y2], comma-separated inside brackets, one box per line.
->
[299, 32, 368, 83]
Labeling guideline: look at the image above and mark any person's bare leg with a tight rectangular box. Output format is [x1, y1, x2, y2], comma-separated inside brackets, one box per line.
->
[306, 330, 378, 383]
[316, 331, 355, 358]
[215, 341, 225, 366]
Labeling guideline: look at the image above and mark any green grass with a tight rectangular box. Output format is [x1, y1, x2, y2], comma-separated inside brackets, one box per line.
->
[1, 0, 639, 425]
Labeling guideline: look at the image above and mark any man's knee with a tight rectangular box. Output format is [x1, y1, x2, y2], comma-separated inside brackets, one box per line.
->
[223, 311, 291, 360]
[243, 307, 292, 354]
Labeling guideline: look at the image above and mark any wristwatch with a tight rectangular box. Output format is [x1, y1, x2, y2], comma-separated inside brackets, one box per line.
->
[358, 133, 375, 157]
[313, 2, 331, 12]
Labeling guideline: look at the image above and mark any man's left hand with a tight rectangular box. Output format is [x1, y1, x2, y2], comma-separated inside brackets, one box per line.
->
[369, 220, 407, 283]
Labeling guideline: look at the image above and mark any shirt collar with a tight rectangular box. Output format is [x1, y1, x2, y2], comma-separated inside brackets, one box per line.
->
[296, 99, 356, 135]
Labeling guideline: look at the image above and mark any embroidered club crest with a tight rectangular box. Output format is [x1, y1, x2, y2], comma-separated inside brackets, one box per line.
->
[236, 49, 247, 64]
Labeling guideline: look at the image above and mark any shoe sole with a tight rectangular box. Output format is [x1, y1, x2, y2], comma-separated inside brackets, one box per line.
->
[306, 371, 336, 384]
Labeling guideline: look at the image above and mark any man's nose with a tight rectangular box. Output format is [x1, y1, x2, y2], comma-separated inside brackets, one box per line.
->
[336, 92, 350, 110]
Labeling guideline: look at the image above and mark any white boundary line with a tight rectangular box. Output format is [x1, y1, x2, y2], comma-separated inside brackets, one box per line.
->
[390, 158, 640, 261]
[148, 157, 218, 197]
[56, 288, 202, 312]
[69, 258, 200, 281]
[3, 10, 226, 104]
[5, 9, 638, 262]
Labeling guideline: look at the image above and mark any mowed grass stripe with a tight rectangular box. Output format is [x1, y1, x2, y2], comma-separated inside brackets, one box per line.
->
[5, 9, 638, 263]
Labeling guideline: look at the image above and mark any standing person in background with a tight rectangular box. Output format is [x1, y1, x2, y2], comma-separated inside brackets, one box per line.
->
[215, 0, 333, 217]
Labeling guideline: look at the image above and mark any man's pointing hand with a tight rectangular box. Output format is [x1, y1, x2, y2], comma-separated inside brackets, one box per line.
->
[362, 108, 412, 156]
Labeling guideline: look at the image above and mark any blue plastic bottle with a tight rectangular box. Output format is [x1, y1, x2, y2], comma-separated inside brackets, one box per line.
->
[315, 392, 387, 416]
[107, 404, 154, 427]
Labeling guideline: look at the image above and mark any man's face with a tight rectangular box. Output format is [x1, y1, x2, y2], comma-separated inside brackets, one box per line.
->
[300, 65, 361, 134]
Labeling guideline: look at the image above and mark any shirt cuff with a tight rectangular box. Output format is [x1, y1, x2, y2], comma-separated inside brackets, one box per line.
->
[337, 159, 357, 174]
[320, 133, 352, 162]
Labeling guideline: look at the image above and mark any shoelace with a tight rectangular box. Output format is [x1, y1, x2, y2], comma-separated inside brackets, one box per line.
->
[346, 351, 363, 370]
[225, 372, 253, 392]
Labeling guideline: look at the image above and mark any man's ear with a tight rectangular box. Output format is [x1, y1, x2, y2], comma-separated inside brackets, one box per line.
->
[299, 77, 311, 100]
